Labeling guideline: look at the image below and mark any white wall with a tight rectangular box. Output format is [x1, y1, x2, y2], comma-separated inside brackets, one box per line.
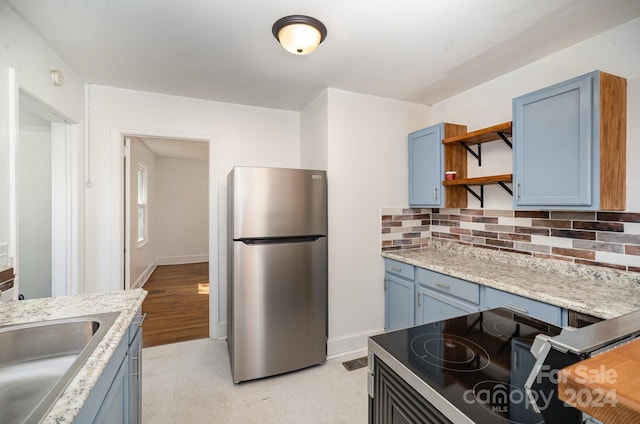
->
[429, 17, 640, 211]
[301, 88, 430, 355]
[300, 91, 328, 170]
[0, 2, 84, 278]
[17, 126, 51, 299]
[85, 85, 300, 337]
[155, 156, 209, 263]
[129, 137, 156, 288]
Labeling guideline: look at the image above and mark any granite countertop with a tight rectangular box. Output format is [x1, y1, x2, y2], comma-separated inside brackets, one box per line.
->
[0, 288, 147, 423]
[382, 241, 640, 319]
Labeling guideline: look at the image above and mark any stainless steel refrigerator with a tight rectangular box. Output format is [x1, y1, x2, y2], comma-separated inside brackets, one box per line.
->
[227, 166, 327, 383]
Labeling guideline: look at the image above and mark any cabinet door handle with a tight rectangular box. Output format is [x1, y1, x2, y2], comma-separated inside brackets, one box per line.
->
[417, 293, 421, 307]
[436, 282, 450, 290]
[391, 266, 401, 272]
[515, 180, 520, 200]
[513, 350, 518, 371]
[503, 304, 529, 315]
[132, 352, 142, 377]
[134, 312, 147, 327]
[434, 187, 438, 201]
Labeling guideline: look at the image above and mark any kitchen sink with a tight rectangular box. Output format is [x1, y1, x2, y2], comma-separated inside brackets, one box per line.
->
[0, 311, 121, 424]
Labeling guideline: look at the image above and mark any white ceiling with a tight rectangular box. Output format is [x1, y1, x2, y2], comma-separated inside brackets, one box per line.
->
[7, 0, 640, 111]
[140, 137, 209, 161]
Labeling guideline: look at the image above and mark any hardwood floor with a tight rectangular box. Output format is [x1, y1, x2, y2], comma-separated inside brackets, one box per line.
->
[141, 262, 209, 348]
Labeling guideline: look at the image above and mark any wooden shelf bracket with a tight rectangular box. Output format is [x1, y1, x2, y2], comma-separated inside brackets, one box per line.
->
[463, 184, 484, 207]
[496, 131, 512, 148]
[459, 131, 512, 167]
[461, 143, 482, 166]
[456, 180, 513, 208]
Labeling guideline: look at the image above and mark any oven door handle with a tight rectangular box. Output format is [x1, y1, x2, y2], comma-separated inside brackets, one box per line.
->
[524, 334, 553, 414]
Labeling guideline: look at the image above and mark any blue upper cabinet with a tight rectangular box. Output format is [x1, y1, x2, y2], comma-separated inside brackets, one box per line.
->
[512, 70, 626, 210]
[409, 123, 467, 207]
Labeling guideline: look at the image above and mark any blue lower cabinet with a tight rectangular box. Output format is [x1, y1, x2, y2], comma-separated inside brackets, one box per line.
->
[384, 274, 415, 331]
[93, 355, 129, 423]
[416, 285, 479, 326]
[384, 259, 416, 331]
[485, 287, 562, 326]
[416, 268, 480, 305]
[385, 259, 485, 330]
[384, 259, 565, 331]
[76, 335, 129, 423]
[415, 268, 480, 325]
[76, 317, 143, 423]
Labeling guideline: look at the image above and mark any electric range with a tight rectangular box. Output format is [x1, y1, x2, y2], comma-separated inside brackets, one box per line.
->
[368, 308, 569, 424]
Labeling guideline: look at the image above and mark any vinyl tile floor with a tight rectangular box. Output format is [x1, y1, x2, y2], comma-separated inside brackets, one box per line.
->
[142, 338, 369, 423]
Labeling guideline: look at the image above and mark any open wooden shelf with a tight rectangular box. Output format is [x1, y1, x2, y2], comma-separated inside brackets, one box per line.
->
[442, 174, 512, 186]
[443, 174, 512, 208]
[442, 122, 512, 169]
[441, 122, 513, 208]
[442, 121, 512, 145]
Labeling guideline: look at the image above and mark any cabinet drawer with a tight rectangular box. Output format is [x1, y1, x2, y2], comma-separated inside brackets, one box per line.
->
[384, 259, 415, 280]
[416, 268, 480, 304]
[485, 287, 562, 326]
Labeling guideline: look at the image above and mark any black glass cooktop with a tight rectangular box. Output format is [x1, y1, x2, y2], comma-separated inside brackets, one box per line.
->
[371, 308, 563, 424]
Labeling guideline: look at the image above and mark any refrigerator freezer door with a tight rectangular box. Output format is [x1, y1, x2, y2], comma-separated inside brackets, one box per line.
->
[232, 167, 327, 239]
[230, 237, 327, 383]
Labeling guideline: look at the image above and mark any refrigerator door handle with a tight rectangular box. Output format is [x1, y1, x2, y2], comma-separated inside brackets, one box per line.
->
[239, 236, 324, 245]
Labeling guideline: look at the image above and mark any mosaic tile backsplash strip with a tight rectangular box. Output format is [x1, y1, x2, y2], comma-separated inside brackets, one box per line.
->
[381, 208, 640, 273]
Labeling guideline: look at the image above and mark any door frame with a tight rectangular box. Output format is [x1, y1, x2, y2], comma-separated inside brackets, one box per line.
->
[8, 68, 81, 298]
[113, 127, 220, 338]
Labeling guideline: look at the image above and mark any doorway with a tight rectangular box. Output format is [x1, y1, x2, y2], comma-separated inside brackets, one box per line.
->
[12, 89, 79, 299]
[123, 135, 210, 345]
[17, 100, 52, 298]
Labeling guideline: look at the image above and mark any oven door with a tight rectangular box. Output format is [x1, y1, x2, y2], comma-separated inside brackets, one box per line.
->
[369, 356, 453, 424]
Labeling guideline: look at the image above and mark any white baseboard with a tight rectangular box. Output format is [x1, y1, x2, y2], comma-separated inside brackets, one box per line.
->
[214, 321, 381, 359]
[134, 261, 157, 289]
[215, 320, 227, 340]
[135, 254, 208, 289]
[327, 327, 385, 359]
[155, 254, 209, 266]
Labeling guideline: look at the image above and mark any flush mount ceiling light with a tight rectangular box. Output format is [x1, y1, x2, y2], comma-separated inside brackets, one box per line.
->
[272, 15, 327, 55]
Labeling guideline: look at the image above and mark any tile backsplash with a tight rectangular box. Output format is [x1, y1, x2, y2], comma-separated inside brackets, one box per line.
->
[381, 208, 640, 273]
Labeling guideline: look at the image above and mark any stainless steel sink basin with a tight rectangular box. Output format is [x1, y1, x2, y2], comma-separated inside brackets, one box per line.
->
[0, 312, 121, 424]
